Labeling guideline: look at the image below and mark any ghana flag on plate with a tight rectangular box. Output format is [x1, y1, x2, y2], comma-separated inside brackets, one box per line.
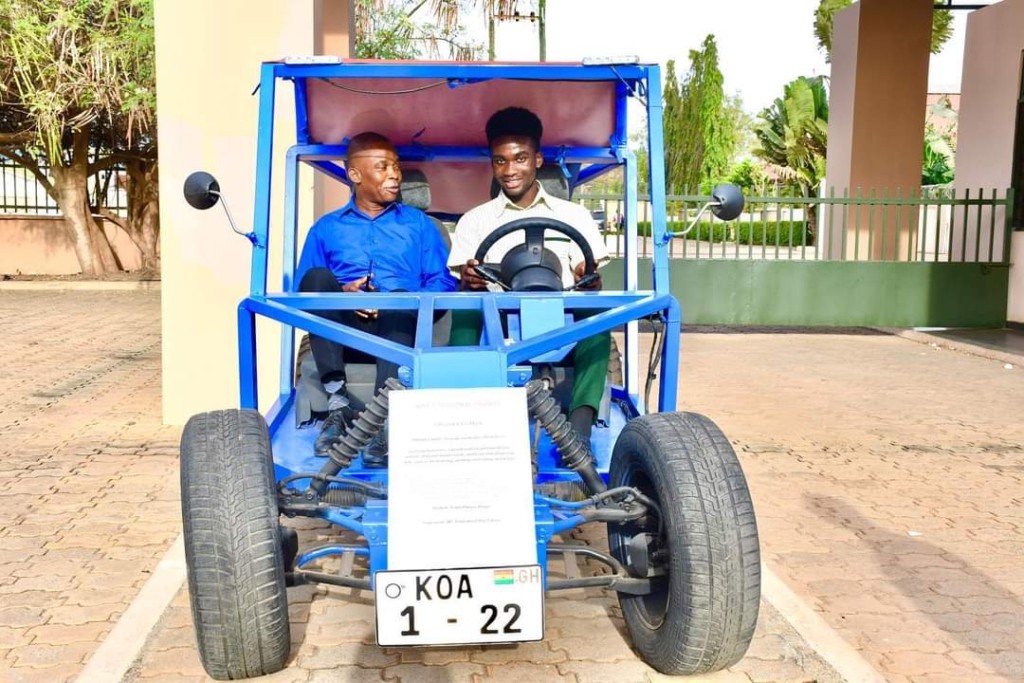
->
[493, 569, 515, 585]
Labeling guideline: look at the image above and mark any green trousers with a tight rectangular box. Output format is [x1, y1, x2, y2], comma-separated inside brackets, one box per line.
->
[448, 309, 611, 415]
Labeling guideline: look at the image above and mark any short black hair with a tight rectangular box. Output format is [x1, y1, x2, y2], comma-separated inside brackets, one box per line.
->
[485, 107, 543, 151]
[346, 131, 394, 160]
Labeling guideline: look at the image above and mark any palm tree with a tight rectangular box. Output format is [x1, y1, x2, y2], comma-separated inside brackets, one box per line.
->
[753, 76, 829, 240]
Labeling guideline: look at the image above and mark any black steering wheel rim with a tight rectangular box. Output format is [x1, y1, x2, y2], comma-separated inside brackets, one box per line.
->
[472, 216, 597, 277]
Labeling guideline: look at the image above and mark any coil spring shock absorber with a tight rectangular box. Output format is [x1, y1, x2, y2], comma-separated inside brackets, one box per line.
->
[329, 377, 405, 467]
[525, 379, 606, 495]
[315, 378, 406, 491]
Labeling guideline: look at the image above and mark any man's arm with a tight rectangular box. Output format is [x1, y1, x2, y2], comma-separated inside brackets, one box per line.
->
[448, 210, 489, 290]
[295, 222, 328, 289]
[562, 204, 610, 290]
[419, 215, 459, 292]
[569, 203, 611, 266]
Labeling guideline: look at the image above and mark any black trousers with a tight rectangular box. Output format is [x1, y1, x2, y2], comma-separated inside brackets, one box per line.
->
[299, 267, 417, 395]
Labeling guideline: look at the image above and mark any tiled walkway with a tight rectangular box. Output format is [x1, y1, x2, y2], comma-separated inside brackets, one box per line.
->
[3, 291, 1022, 682]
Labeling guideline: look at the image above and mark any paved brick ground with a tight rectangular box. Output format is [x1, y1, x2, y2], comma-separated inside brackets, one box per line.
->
[665, 330, 1024, 683]
[0, 291, 180, 683]
[4, 291, 1024, 683]
[130, 520, 841, 683]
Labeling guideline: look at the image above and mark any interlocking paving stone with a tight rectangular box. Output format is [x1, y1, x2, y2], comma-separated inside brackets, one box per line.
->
[656, 330, 1024, 683]
[8, 292, 1023, 683]
[0, 291, 179, 683]
[130, 514, 842, 683]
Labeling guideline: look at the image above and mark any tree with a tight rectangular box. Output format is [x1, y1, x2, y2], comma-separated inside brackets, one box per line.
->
[355, 0, 517, 60]
[662, 35, 736, 193]
[814, 0, 954, 62]
[0, 0, 157, 275]
[662, 60, 685, 192]
[922, 97, 957, 186]
[726, 159, 771, 197]
[724, 94, 755, 165]
[94, 115, 160, 271]
[753, 76, 829, 238]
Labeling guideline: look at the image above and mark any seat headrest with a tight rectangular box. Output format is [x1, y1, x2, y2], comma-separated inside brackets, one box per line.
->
[489, 165, 570, 201]
[399, 169, 430, 210]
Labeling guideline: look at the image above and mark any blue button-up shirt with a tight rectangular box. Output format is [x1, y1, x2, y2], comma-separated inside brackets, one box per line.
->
[296, 200, 457, 292]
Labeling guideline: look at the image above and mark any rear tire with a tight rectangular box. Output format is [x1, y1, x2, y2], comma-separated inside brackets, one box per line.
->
[295, 334, 312, 383]
[608, 336, 623, 386]
[608, 412, 760, 675]
[180, 410, 291, 680]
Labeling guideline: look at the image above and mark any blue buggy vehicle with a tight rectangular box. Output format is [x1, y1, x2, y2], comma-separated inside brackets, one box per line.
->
[180, 57, 760, 680]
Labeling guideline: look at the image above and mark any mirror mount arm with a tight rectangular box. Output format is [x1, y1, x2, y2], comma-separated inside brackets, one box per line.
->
[659, 200, 721, 244]
[211, 191, 262, 248]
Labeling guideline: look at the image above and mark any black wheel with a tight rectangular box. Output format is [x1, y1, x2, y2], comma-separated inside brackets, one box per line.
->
[180, 410, 291, 680]
[295, 334, 312, 382]
[607, 412, 760, 675]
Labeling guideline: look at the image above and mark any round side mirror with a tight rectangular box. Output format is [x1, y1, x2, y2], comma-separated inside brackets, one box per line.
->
[183, 171, 221, 210]
[710, 183, 745, 222]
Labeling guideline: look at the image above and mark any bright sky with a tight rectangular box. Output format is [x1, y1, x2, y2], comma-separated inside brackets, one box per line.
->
[461, 0, 980, 117]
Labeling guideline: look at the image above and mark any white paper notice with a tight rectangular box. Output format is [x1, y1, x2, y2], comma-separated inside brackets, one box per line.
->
[387, 387, 536, 571]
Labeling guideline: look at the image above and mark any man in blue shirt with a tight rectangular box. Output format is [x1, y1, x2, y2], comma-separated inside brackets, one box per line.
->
[297, 132, 457, 461]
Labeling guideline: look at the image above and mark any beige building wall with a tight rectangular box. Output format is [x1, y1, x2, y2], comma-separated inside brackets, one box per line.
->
[824, 0, 933, 260]
[156, 1, 351, 425]
[955, 0, 1024, 322]
[314, 1, 355, 221]
[0, 216, 141, 274]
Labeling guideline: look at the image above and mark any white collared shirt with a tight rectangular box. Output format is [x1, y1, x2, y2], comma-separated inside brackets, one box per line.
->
[448, 181, 610, 288]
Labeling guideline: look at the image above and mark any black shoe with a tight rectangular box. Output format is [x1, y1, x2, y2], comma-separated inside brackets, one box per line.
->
[362, 428, 388, 468]
[314, 407, 353, 458]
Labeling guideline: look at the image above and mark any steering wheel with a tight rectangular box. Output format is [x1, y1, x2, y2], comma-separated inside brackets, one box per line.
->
[472, 216, 597, 292]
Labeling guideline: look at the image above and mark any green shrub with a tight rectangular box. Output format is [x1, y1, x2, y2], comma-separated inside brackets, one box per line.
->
[736, 220, 813, 247]
[627, 219, 813, 246]
[634, 221, 730, 241]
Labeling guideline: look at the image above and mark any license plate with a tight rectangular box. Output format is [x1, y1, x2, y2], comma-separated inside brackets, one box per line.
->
[375, 565, 544, 646]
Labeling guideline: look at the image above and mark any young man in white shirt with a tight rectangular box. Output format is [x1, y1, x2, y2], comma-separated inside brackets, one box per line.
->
[447, 107, 611, 440]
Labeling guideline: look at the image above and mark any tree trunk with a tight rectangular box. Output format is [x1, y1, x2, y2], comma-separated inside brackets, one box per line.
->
[125, 159, 160, 272]
[48, 126, 118, 276]
[91, 219, 122, 272]
[51, 163, 109, 276]
[806, 186, 819, 246]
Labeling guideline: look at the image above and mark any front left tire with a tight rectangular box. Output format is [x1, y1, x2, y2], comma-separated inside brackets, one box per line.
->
[180, 409, 291, 680]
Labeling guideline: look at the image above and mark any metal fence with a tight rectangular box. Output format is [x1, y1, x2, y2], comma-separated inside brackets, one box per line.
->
[579, 187, 1016, 264]
[0, 155, 128, 216]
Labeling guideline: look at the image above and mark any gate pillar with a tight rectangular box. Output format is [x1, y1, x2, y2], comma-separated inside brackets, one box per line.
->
[824, 0, 933, 260]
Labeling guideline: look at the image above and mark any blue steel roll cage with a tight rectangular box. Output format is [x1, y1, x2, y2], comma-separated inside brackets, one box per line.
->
[240, 60, 678, 421]
[234, 60, 680, 581]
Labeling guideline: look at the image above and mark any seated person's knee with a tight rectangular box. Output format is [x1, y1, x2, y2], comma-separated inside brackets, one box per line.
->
[300, 267, 339, 293]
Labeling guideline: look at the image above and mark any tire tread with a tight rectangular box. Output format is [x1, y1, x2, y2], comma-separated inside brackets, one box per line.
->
[180, 409, 290, 680]
[609, 411, 760, 675]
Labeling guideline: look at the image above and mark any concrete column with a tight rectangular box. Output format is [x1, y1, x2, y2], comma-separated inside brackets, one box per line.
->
[155, 1, 319, 424]
[955, 0, 1024, 324]
[824, 0, 933, 260]
[1009, 234, 1024, 324]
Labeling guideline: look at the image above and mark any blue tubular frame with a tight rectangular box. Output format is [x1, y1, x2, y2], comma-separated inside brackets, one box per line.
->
[272, 61, 648, 82]
[294, 144, 617, 165]
[238, 60, 678, 582]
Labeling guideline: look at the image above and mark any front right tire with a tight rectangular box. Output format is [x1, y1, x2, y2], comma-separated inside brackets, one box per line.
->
[608, 411, 761, 675]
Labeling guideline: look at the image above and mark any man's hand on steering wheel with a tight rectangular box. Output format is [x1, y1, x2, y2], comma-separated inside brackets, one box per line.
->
[573, 261, 602, 291]
[459, 259, 489, 291]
